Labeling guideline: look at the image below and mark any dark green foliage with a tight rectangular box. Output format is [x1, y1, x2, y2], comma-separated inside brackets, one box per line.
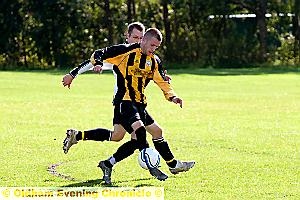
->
[0, 0, 299, 69]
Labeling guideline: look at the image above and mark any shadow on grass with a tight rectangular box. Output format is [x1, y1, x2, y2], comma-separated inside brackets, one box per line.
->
[62, 177, 156, 187]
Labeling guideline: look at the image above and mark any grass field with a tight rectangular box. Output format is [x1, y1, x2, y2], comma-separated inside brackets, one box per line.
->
[0, 68, 299, 199]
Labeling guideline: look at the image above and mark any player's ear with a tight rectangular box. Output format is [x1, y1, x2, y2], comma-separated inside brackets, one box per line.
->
[125, 32, 129, 39]
[140, 37, 146, 45]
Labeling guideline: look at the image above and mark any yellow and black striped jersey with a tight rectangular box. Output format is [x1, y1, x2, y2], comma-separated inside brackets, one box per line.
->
[90, 43, 176, 105]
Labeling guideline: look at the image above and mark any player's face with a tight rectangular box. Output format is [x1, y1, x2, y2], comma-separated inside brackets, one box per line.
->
[127, 28, 143, 44]
[141, 37, 161, 56]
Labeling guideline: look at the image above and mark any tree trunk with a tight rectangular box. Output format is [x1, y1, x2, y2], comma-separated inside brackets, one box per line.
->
[293, 0, 300, 63]
[127, 0, 136, 21]
[161, 0, 171, 61]
[127, 0, 132, 22]
[132, 0, 136, 19]
[162, 0, 170, 46]
[104, 0, 113, 44]
[256, 0, 268, 62]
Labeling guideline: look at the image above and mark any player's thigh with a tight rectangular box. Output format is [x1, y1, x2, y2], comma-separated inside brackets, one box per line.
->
[119, 101, 145, 130]
[146, 122, 163, 139]
[113, 101, 135, 134]
[111, 124, 126, 141]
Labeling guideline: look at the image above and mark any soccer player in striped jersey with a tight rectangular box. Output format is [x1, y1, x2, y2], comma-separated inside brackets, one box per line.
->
[62, 24, 195, 184]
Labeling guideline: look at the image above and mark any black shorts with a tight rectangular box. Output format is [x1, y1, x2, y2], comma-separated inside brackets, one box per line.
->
[113, 101, 154, 134]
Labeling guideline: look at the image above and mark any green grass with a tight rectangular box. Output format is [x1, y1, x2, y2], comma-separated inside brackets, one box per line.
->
[0, 68, 299, 199]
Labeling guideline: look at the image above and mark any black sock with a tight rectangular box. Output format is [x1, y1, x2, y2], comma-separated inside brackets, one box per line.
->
[167, 160, 177, 168]
[76, 128, 112, 141]
[113, 139, 139, 162]
[104, 160, 113, 168]
[153, 137, 177, 168]
[135, 126, 149, 150]
[76, 131, 83, 140]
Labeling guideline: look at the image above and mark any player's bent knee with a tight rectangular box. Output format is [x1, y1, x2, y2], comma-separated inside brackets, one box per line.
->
[147, 126, 163, 139]
[132, 120, 144, 130]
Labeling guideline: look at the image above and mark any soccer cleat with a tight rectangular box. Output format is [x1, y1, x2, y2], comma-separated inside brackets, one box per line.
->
[63, 129, 78, 154]
[149, 167, 168, 181]
[98, 161, 112, 185]
[169, 160, 195, 175]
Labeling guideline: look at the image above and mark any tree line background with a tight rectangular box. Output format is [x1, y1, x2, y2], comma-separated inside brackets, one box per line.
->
[0, 0, 299, 69]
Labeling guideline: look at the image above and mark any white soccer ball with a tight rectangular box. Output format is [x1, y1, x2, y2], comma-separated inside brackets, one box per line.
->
[138, 147, 160, 169]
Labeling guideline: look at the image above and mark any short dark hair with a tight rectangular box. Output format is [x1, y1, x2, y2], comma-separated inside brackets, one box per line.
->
[143, 28, 163, 42]
[127, 22, 145, 35]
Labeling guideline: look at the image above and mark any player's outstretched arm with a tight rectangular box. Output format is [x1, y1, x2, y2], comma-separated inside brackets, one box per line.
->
[62, 74, 74, 89]
[62, 60, 94, 89]
[171, 96, 183, 108]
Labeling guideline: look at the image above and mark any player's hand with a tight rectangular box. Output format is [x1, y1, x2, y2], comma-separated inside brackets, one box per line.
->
[172, 96, 183, 108]
[93, 65, 103, 73]
[62, 74, 74, 89]
[164, 70, 172, 83]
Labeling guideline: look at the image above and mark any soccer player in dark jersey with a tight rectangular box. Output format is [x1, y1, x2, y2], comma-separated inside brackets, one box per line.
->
[62, 24, 195, 184]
